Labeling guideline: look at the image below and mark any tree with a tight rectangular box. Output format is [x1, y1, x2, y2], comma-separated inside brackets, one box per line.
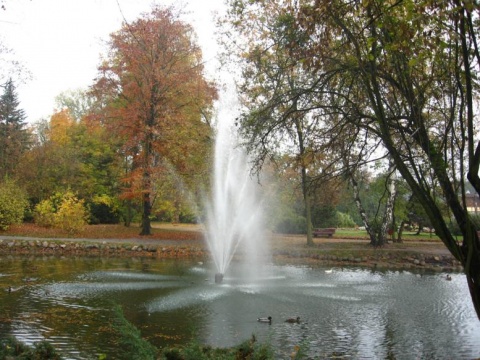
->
[221, 0, 338, 245]
[16, 109, 123, 219]
[0, 179, 28, 230]
[15, 114, 80, 203]
[92, 5, 216, 235]
[344, 160, 397, 246]
[224, 0, 480, 318]
[0, 79, 29, 178]
[55, 88, 95, 122]
[286, 0, 480, 318]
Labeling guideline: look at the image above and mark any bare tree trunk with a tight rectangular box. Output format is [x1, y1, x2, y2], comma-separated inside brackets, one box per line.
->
[123, 199, 133, 227]
[380, 162, 396, 244]
[293, 105, 314, 246]
[350, 176, 378, 245]
[396, 220, 406, 243]
[140, 126, 153, 236]
[302, 168, 314, 246]
[140, 189, 152, 235]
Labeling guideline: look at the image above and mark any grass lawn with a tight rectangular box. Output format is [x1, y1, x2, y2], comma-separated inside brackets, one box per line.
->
[1, 222, 204, 241]
[335, 228, 445, 242]
[2, 223, 451, 243]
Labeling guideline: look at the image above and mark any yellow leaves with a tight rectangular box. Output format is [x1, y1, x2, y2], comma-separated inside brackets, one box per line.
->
[34, 191, 88, 234]
[48, 109, 75, 145]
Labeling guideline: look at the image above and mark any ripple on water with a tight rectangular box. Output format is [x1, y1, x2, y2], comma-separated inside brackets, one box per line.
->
[1, 259, 480, 360]
[296, 282, 337, 288]
[40, 280, 184, 299]
[146, 286, 228, 313]
[189, 266, 208, 274]
[10, 319, 46, 345]
[301, 288, 362, 302]
[82, 271, 177, 281]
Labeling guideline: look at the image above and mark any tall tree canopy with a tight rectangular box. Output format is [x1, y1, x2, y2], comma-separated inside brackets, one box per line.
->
[15, 108, 122, 212]
[92, 5, 217, 235]
[0, 78, 29, 179]
[224, 0, 480, 319]
[221, 1, 340, 245]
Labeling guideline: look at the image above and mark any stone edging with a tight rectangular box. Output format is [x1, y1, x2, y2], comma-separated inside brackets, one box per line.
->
[0, 239, 207, 259]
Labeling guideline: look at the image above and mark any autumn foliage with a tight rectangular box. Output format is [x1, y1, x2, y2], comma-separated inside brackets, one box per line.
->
[34, 191, 89, 234]
[0, 179, 28, 230]
[91, 5, 217, 235]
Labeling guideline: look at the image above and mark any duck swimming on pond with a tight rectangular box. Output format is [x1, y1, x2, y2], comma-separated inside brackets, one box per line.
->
[285, 316, 300, 323]
[6, 286, 23, 293]
[257, 316, 272, 323]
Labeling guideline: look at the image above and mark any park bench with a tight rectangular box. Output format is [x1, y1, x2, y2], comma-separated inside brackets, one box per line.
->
[313, 228, 336, 238]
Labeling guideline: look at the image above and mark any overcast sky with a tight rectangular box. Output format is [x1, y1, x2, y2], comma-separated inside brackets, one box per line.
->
[0, 0, 225, 123]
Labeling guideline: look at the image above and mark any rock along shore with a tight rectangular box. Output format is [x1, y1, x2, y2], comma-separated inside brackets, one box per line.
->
[273, 249, 463, 273]
[0, 238, 207, 259]
[0, 235, 464, 273]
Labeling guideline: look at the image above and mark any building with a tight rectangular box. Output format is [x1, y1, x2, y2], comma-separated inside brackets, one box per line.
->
[465, 192, 480, 214]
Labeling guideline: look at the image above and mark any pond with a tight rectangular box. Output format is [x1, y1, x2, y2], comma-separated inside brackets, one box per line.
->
[0, 256, 479, 359]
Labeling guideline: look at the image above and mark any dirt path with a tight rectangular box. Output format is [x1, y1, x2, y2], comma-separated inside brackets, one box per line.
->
[0, 223, 460, 271]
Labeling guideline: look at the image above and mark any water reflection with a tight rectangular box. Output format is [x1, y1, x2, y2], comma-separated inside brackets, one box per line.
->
[0, 257, 479, 359]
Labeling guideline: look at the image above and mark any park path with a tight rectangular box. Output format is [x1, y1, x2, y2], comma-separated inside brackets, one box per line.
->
[0, 222, 451, 257]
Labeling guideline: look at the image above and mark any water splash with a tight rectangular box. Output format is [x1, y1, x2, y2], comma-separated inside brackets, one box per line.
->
[204, 89, 268, 280]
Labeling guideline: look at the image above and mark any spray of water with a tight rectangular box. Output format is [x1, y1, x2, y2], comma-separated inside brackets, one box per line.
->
[204, 90, 268, 280]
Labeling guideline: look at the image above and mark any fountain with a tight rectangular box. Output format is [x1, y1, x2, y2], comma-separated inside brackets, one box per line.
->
[204, 90, 268, 283]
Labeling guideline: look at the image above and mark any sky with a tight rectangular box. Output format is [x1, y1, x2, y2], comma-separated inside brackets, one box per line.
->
[0, 0, 225, 123]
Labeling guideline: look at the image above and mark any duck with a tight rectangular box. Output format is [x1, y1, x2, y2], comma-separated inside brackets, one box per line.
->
[257, 316, 272, 323]
[285, 316, 301, 323]
[446, 274, 452, 281]
[6, 286, 24, 293]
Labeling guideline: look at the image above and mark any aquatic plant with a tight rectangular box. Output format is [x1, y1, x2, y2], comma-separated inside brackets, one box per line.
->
[110, 304, 158, 360]
[0, 336, 61, 359]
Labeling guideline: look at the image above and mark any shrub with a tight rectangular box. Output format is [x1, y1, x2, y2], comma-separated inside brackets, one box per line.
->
[335, 211, 357, 228]
[311, 205, 337, 228]
[88, 194, 121, 224]
[34, 199, 56, 227]
[274, 213, 306, 234]
[54, 192, 89, 234]
[178, 210, 198, 224]
[0, 179, 28, 231]
[34, 191, 88, 234]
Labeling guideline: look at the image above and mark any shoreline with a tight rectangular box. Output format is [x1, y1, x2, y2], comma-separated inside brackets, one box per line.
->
[0, 232, 463, 273]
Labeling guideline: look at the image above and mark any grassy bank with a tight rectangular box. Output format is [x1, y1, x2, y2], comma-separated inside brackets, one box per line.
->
[0, 223, 462, 272]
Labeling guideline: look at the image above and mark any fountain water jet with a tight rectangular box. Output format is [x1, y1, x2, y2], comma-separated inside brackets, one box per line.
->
[205, 91, 268, 283]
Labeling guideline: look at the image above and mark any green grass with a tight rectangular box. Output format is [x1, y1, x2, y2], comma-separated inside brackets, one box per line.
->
[335, 229, 443, 242]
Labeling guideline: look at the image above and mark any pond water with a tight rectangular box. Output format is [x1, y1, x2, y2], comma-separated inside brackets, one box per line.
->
[0, 256, 479, 359]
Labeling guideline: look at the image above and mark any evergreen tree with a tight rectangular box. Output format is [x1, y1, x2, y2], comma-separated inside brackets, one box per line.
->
[0, 79, 29, 178]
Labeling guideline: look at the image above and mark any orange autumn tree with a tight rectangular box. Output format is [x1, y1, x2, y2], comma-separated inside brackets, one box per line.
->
[92, 5, 217, 235]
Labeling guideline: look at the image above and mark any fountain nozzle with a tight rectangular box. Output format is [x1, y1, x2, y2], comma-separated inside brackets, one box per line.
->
[215, 273, 224, 283]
